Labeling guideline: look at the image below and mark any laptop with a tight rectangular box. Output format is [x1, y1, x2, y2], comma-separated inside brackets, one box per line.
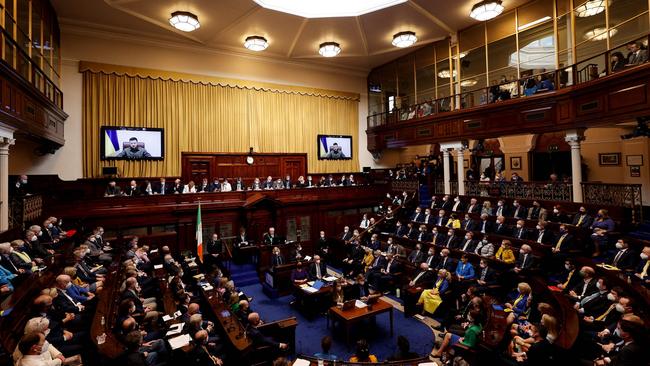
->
[366, 295, 379, 305]
[342, 299, 356, 311]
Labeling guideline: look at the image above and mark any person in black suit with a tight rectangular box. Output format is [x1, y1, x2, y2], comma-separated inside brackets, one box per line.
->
[434, 210, 449, 227]
[594, 317, 645, 366]
[415, 225, 430, 242]
[534, 221, 554, 245]
[190, 330, 224, 366]
[404, 222, 417, 240]
[153, 177, 170, 195]
[528, 201, 543, 220]
[172, 179, 184, 194]
[283, 175, 292, 189]
[550, 224, 574, 270]
[577, 278, 612, 318]
[342, 240, 364, 277]
[476, 213, 493, 234]
[511, 200, 527, 219]
[567, 266, 598, 302]
[262, 176, 274, 189]
[466, 198, 481, 214]
[104, 181, 122, 197]
[474, 259, 497, 293]
[407, 243, 426, 265]
[341, 226, 353, 242]
[494, 200, 509, 217]
[316, 231, 330, 262]
[450, 196, 464, 212]
[554, 259, 582, 293]
[263, 227, 282, 246]
[407, 262, 435, 288]
[430, 227, 446, 246]
[376, 253, 401, 292]
[411, 207, 424, 223]
[512, 220, 528, 240]
[124, 180, 140, 197]
[513, 244, 535, 274]
[309, 255, 327, 280]
[609, 239, 637, 271]
[350, 274, 372, 300]
[461, 214, 477, 231]
[441, 229, 460, 249]
[271, 247, 285, 268]
[206, 233, 224, 272]
[366, 249, 387, 282]
[423, 247, 438, 267]
[289, 243, 304, 262]
[435, 249, 457, 272]
[572, 206, 593, 229]
[246, 312, 288, 350]
[493, 216, 509, 235]
[459, 232, 477, 253]
[439, 195, 452, 211]
[196, 178, 210, 193]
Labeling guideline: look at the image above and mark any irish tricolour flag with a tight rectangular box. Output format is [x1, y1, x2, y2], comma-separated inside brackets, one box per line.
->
[196, 202, 203, 263]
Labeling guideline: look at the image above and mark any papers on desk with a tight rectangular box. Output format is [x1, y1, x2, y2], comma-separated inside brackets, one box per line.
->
[200, 283, 214, 291]
[300, 284, 318, 293]
[193, 274, 205, 281]
[168, 334, 191, 350]
[153, 264, 163, 270]
[355, 300, 367, 309]
[418, 363, 438, 366]
[303, 255, 312, 261]
[323, 275, 338, 282]
[149, 249, 159, 254]
[293, 359, 310, 366]
[165, 323, 183, 337]
[162, 311, 182, 322]
[185, 257, 195, 262]
[187, 261, 198, 268]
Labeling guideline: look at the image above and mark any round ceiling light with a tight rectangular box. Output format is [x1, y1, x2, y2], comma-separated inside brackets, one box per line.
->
[319, 42, 341, 57]
[461, 79, 478, 87]
[576, 0, 606, 18]
[244, 36, 269, 51]
[437, 69, 457, 79]
[469, 1, 504, 21]
[584, 27, 617, 41]
[169, 11, 200, 32]
[453, 52, 467, 60]
[392, 31, 417, 48]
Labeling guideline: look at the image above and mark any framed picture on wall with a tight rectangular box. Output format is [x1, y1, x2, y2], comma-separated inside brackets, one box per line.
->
[510, 156, 522, 170]
[599, 153, 621, 166]
[630, 166, 641, 177]
[626, 155, 643, 166]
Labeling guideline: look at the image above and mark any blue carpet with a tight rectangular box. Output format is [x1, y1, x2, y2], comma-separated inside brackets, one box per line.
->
[240, 283, 435, 361]
[229, 263, 259, 287]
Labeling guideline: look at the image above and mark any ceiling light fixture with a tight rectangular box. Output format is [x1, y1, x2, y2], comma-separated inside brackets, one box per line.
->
[461, 79, 478, 87]
[452, 52, 467, 60]
[244, 36, 269, 51]
[392, 31, 417, 48]
[518, 16, 552, 31]
[437, 69, 457, 79]
[169, 11, 200, 32]
[584, 27, 617, 41]
[319, 42, 341, 57]
[469, 0, 504, 21]
[575, 0, 606, 18]
[253, 0, 407, 18]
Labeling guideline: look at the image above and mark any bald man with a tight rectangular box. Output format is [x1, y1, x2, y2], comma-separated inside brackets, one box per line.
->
[246, 312, 288, 351]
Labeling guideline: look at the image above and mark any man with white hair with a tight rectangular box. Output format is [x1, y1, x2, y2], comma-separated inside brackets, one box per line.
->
[14, 331, 65, 366]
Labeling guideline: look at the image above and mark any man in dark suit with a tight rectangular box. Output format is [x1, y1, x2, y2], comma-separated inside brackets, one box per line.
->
[493, 216, 509, 235]
[407, 262, 435, 288]
[477, 214, 493, 234]
[534, 221, 554, 245]
[577, 278, 612, 318]
[405, 223, 418, 240]
[475, 259, 497, 291]
[451, 196, 464, 212]
[442, 229, 460, 249]
[551, 224, 574, 258]
[513, 244, 535, 273]
[422, 208, 433, 224]
[415, 225, 430, 242]
[461, 214, 477, 231]
[343, 241, 364, 277]
[172, 179, 184, 194]
[512, 220, 528, 240]
[377, 254, 401, 292]
[407, 243, 426, 265]
[528, 201, 542, 220]
[466, 198, 480, 214]
[423, 247, 438, 267]
[197, 178, 210, 192]
[283, 175, 292, 189]
[208, 178, 220, 192]
[341, 226, 353, 242]
[435, 211, 449, 227]
[411, 207, 424, 223]
[441, 195, 453, 211]
[206, 233, 224, 271]
[567, 266, 598, 302]
[430, 227, 446, 246]
[153, 178, 170, 195]
[351, 274, 372, 300]
[494, 200, 509, 217]
[572, 206, 593, 229]
[309, 255, 327, 280]
[459, 232, 477, 253]
[511, 200, 527, 219]
[609, 239, 637, 271]
[435, 249, 456, 272]
[125, 180, 141, 197]
[262, 176, 274, 189]
[246, 312, 288, 350]
[263, 227, 282, 246]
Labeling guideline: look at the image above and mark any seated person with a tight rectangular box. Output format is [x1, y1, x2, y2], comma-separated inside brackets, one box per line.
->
[290, 262, 309, 285]
[349, 339, 378, 363]
[432, 309, 484, 358]
[309, 255, 327, 280]
[407, 243, 426, 265]
[416, 269, 450, 315]
[513, 244, 535, 273]
[455, 254, 476, 281]
[387, 336, 419, 361]
[554, 259, 581, 292]
[504, 282, 532, 324]
[608, 239, 637, 271]
[635, 246, 650, 286]
[313, 336, 339, 362]
[495, 239, 516, 264]
[246, 312, 288, 351]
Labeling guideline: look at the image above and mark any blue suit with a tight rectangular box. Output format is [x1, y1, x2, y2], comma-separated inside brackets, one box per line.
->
[511, 294, 530, 316]
[455, 262, 476, 280]
[0, 264, 15, 290]
[65, 285, 90, 303]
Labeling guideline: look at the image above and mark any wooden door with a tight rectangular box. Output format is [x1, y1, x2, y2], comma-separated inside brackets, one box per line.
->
[283, 159, 304, 179]
[186, 158, 212, 183]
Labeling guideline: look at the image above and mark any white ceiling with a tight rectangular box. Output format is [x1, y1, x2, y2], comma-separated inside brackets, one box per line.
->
[52, 0, 530, 72]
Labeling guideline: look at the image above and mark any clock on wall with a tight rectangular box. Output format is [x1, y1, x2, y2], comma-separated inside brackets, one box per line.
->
[246, 155, 254, 165]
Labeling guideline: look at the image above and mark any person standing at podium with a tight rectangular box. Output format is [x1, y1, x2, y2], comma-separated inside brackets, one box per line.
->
[263, 227, 282, 246]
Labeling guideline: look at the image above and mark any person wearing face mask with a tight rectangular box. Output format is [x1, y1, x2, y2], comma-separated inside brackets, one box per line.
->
[494, 200, 509, 217]
[342, 240, 364, 278]
[594, 316, 646, 366]
[430, 228, 446, 246]
[435, 249, 457, 272]
[513, 244, 535, 274]
[403, 262, 435, 315]
[534, 221, 553, 245]
[451, 196, 464, 212]
[608, 240, 636, 271]
[567, 266, 597, 302]
[588, 295, 634, 335]
[433, 209, 447, 227]
[15, 331, 65, 366]
[459, 232, 477, 253]
[443, 229, 460, 250]
[25, 229, 54, 260]
[341, 226, 353, 242]
[511, 200, 527, 219]
[512, 220, 529, 240]
[572, 206, 593, 228]
[475, 259, 497, 290]
[271, 247, 285, 268]
[493, 215, 509, 236]
[477, 213, 492, 234]
[503, 282, 532, 324]
[551, 224, 574, 261]
[527, 201, 543, 220]
[411, 207, 424, 223]
[308, 255, 327, 281]
[408, 243, 426, 264]
[121, 277, 160, 325]
[554, 259, 581, 292]
[548, 204, 568, 223]
[0, 242, 30, 277]
[417, 269, 450, 315]
[495, 240, 516, 264]
[423, 247, 438, 268]
[634, 246, 650, 286]
[590, 209, 615, 233]
[441, 195, 454, 211]
[474, 237, 495, 257]
[461, 214, 477, 231]
[576, 278, 612, 318]
[432, 309, 484, 358]
[455, 254, 476, 282]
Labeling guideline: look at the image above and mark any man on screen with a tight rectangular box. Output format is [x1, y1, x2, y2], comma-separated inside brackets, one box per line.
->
[326, 143, 346, 159]
[116, 137, 152, 159]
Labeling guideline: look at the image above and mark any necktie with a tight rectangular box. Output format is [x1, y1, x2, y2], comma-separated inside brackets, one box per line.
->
[497, 207, 502, 216]
[577, 215, 584, 226]
[316, 264, 321, 279]
[555, 234, 566, 250]
[562, 270, 574, 288]
[386, 261, 392, 274]
[596, 304, 616, 321]
[518, 229, 523, 239]
[462, 240, 470, 251]
[418, 233, 423, 241]
[613, 251, 624, 266]
[514, 208, 520, 217]
[481, 268, 487, 281]
[481, 222, 486, 233]
[537, 231, 544, 243]
[522, 254, 528, 268]
[427, 256, 433, 265]
[641, 261, 650, 277]
[465, 221, 470, 230]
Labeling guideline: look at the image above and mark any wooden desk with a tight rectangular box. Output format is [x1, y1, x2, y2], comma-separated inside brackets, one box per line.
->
[293, 282, 334, 315]
[201, 287, 252, 352]
[327, 299, 394, 344]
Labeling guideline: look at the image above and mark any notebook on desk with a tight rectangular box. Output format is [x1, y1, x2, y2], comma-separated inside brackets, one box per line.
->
[312, 280, 324, 290]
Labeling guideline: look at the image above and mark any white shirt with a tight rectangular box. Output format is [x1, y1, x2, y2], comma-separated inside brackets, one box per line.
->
[183, 185, 197, 193]
[360, 219, 369, 229]
[221, 182, 232, 192]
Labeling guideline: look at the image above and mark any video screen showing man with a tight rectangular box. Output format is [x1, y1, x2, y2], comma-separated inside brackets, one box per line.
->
[326, 143, 346, 159]
[116, 137, 152, 159]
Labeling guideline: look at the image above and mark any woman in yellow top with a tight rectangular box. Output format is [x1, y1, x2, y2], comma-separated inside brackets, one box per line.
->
[362, 248, 375, 273]
[495, 239, 516, 264]
[349, 339, 378, 363]
[446, 214, 461, 229]
[416, 269, 450, 315]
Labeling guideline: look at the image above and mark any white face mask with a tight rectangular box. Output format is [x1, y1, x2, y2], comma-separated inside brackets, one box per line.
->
[641, 253, 649, 261]
[565, 264, 572, 270]
[516, 224, 522, 229]
[65, 282, 72, 289]
[48, 224, 53, 229]
[40, 341, 50, 353]
[615, 303, 625, 313]
[520, 249, 526, 254]
[31, 236, 37, 242]
[43, 329, 51, 337]
[615, 242, 624, 250]
[596, 282, 602, 291]
[607, 293, 616, 301]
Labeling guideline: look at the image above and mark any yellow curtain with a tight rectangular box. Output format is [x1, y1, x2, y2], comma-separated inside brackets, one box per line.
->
[82, 66, 360, 178]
